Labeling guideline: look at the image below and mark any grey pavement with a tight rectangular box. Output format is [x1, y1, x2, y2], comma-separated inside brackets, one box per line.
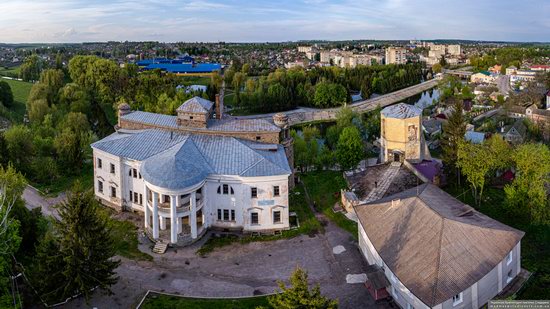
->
[23, 185, 64, 219]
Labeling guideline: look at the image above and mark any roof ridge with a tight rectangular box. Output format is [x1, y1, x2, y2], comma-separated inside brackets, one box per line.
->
[186, 136, 216, 173]
[430, 217, 446, 305]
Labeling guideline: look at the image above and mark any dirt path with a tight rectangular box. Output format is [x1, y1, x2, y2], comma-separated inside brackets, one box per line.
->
[22, 185, 64, 219]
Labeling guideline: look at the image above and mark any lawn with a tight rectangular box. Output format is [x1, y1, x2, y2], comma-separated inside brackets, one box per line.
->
[109, 217, 153, 261]
[301, 170, 358, 239]
[140, 293, 270, 309]
[0, 77, 33, 122]
[444, 185, 550, 299]
[196, 184, 322, 256]
[177, 76, 211, 86]
[0, 65, 20, 78]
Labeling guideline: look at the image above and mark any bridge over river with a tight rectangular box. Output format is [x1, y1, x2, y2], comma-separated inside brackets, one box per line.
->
[232, 78, 439, 126]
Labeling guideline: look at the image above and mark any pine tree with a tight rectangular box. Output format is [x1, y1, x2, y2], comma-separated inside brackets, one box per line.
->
[268, 267, 338, 309]
[54, 183, 120, 301]
[32, 231, 67, 303]
[441, 98, 466, 183]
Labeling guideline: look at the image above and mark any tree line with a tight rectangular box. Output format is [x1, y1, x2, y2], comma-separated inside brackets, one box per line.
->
[224, 63, 425, 114]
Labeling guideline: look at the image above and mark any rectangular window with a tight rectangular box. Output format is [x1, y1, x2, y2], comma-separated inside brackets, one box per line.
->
[217, 209, 222, 221]
[223, 184, 229, 195]
[133, 168, 138, 178]
[129, 190, 133, 202]
[506, 251, 513, 265]
[97, 158, 102, 169]
[452, 293, 463, 306]
[139, 194, 143, 205]
[110, 163, 115, 174]
[128, 169, 132, 176]
[251, 187, 257, 198]
[163, 195, 170, 203]
[231, 210, 235, 221]
[507, 269, 513, 284]
[273, 186, 280, 197]
[256, 136, 261, 141]
[223, 209, 229, 221]
[134, 192, 138, 203]
[110, 186, 116, 198]
[98, 180, 103, 193]
[251, 212, 259, 225]
[273, 211, 281, 223]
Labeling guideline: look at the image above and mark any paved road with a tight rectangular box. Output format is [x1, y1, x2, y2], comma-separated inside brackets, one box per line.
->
[496, 75, 511, 95]
[232, 79, 439, 125]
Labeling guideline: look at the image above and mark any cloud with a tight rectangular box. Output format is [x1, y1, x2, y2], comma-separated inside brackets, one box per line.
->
[0, 0, 548, 42]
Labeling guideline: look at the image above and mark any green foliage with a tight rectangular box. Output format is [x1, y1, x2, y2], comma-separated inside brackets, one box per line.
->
[441, 99, 466, 177]
[0, 165, 26, 308]
[313, 82, 347, 108]
[3, 125, 34, 173]
[19, 54, 43, 82]
[457, 139, 495, 205]
[33, 184, 121, 303]
[268, 267, 338, 309]
[505, 143, 550, 224]
[0, 81, 14, 108]
[432, 63, 442, 74]
[336, 126, 363, 171]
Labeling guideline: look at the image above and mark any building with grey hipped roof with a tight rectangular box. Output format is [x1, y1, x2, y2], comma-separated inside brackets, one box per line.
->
[92, 96, 294, 245]
[355, 184, 524, 309]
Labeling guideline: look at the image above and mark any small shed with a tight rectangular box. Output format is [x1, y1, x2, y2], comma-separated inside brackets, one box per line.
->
[365, 266, 391, 301]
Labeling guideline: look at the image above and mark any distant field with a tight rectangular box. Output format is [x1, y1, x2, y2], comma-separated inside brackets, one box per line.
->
[1, 77, 32, 122]
[0, 65, 21, 77]
[178, 76, 211, 86]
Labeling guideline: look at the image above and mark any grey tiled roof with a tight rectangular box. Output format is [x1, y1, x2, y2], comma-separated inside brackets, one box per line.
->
[92, 129, 291, 190]
[121, 111, 280, 133]
[176, 96, 214, 113]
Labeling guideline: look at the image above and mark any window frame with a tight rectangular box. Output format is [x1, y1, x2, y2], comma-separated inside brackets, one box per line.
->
[251, 212, 259, 225]
[273, 210, 281, 224]
[222, 184, 229, 195]
[506, 251, 513, 265]
[273, 186, 280, 197]
[97, 158, 102, 169]
[251, 187, 258, 198]
[231, 209, 235, 221]
[98, 180, 103, 193]
[223, 209, 230, 221]
[110, 186, 116, 198]
[129, 190, 133, 202]
[452, 293, 463, 306]
[217, 209, 222, 221]
[110, 163, 115, 174]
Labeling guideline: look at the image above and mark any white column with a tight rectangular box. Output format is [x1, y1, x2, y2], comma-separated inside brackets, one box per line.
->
[190, 191, 197, 239]
[152, 192, 159, 239]
[144, 185, 150, 229]
[170, 195, 177, 244]
[176, 196, 182, 234]
[160, 216, 166, 230]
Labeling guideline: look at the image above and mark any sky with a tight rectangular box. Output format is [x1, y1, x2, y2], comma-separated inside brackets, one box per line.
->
[0, 0, 549, 43]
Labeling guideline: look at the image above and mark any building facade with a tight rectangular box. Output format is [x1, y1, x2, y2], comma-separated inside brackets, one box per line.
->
[92, 97, 294, 245]
[380, 103, 431, 163]
[385, 47, 408, 65]
[355, 184, 524, 309]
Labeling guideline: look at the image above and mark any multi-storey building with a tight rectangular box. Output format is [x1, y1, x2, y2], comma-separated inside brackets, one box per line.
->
[385, 47, 408, 65]
[91, 96, 294, 245]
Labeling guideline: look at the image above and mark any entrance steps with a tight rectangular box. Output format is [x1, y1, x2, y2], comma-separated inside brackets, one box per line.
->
[153, 242, 168, 254]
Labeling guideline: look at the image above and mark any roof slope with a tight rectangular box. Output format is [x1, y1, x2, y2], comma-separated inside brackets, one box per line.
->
[176, 96, 214, 113]
[354, 184, 524, 306]
[381, 103, 422, 119]
[92, 129, 291, 190]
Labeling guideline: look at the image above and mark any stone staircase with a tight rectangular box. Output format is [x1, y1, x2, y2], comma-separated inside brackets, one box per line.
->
[362, 162, 402, 203]
[152, 242, 168, 254]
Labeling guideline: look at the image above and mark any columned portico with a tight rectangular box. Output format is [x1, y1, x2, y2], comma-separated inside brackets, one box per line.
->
[190, 191, 197, 239]
[170, 195, 177, 243]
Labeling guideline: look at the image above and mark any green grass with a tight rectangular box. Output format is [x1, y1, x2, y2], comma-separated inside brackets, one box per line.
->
[140, 293, 270, 309]
[177, 76, 211, 86]
[0, 65, 21, 77]
[444, 185, 550, 299]
[109, 217, 153, 261]
[31, 162, 95, 197]
[0, 78, 33, 122]
[301, 171, 358, 239]
[196, 184, 321, 256]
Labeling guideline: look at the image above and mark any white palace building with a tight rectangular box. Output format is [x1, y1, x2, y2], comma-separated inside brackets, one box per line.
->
[91, 95, 294, 245]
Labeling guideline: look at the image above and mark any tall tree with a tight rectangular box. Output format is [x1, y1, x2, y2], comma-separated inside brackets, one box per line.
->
[267, 267, 338, 309]
[441, 99, 466, 183]
[0, 81, 14, 108]
[336, 126, 364, 170]
[52, 184, 120, 302]
[456, 140, 495, 205]
[19, 54, 42, 82]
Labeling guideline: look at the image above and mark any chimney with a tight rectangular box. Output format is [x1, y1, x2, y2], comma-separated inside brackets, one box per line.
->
[215, 93, 224, 120]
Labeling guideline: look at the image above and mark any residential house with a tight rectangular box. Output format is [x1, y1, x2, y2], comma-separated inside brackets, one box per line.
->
[470, 71, 495, 84]
[355, 184, 524, 309]
[501, 119, 527, 144]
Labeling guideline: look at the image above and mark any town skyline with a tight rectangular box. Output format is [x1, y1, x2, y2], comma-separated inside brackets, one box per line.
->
[1, 0, 549, 43]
